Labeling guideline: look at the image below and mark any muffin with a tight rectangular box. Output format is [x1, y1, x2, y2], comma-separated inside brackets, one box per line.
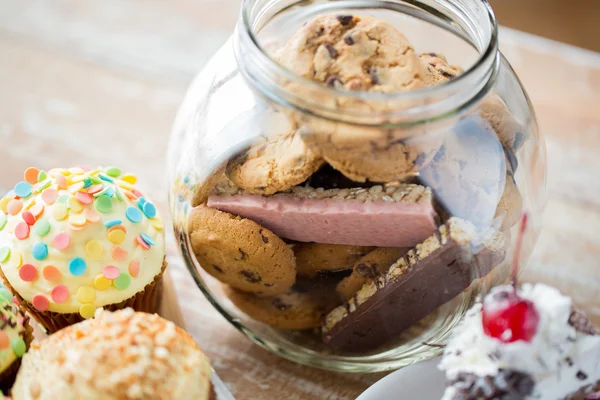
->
[0, 283, 32, 393]
[11, 308, 213, 400]
[0, 167, 166, 333]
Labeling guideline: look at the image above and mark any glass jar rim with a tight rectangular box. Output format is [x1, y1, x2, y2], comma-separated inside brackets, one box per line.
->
[236, 0, 500, 124]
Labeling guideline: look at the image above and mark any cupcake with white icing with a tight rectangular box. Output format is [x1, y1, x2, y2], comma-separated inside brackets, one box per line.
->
[0, 166, 166, 333]
[439, 283, 600, 400]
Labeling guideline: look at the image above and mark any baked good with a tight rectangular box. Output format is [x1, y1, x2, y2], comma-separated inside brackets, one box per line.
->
[188, 205, 296, 296]
[0, 283, 32, 392]
[420, 52, 463, 85]
[0, 167, 166, 333]
[440, 284, 600, 400]
[11, 308, 213, 400]
[293, 243, 373, 278]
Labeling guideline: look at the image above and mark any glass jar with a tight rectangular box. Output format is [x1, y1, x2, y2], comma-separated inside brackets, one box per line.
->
[167, 0, 546, 372]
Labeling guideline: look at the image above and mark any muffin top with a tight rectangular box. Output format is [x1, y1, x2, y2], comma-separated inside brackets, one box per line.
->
[0, 284, 28, 374]
[0, 167, 165, 318]
[11, 308, 213, 400]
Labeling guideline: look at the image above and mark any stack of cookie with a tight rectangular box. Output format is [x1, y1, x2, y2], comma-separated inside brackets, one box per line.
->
[188, 14, 523, 352]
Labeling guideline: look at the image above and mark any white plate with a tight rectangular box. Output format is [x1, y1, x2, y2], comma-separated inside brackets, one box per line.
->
[357, 357, 446, 400]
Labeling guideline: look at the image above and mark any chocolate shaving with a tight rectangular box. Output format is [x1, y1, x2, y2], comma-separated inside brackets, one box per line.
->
[447, 370, 534, 400]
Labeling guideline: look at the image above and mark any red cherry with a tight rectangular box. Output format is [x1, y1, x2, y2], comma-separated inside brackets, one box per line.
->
[482, 288, 540, 343]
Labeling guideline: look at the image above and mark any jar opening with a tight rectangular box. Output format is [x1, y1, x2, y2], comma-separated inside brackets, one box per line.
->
[236, 0, 499, 125]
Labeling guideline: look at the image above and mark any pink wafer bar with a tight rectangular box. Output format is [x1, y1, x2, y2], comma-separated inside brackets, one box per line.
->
[207, 185, 438, 247]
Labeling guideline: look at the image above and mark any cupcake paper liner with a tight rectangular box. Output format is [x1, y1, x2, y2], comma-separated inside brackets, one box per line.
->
[0, 259, 166, 334]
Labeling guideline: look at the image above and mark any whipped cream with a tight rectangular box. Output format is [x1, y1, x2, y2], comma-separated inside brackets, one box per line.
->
[439, 283, 600, 399]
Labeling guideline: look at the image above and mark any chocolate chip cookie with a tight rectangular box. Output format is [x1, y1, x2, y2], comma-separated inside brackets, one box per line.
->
[336, 247, 409, 301]
[188, 205, 296, 296]
[226, 133, 323, 195]
[420, 52, 463, 85]
[479, 94, 525, 151]
[224, 279, 341, 330]
[294, 243, 373, 278]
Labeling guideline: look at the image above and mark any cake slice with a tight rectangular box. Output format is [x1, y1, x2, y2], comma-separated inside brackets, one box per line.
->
[439, 284, 600, 400]
[207, 182, 438, 247]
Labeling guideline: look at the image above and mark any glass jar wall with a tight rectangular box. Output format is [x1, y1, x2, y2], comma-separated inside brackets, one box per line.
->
[167, 0, 546, 372]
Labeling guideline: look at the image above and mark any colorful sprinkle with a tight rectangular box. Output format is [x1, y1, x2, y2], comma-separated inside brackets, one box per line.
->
[55, 174, 68, 190]
[19, 264, 38, 282]
[79, 304, 96, 319]
[141, 233, 155, 246]
[99, 173, 113, 183]
[24, 167, 40, 184]
[108, 225, 126, 234]
[51, 285, 69, 303]
[69, 214, 86, 227]
[14, 222, 30, 240]
[11, 337, 26, 357]
[125, 206, 142, 223]
[85, 240, 104, 258]
[129, 260, 140, 278]
[114, 273, 131, 290]
[32, 243, 48, 260]
[82, 178, 92, 188]
[75, 191, 93, 205]
[95, 195, 113, 213]
[76, 286, 95, 303]
[84, 209, 100, 223]
[106, 166, 121, 178]
[132, 189, 143, 198]
[56, 195, 69, 204]
[94, 275, 112, 290]
[34, 219, 51, 236]
[68, 197, 83, 213]
[142, 202, 157, 219]
[122, 174, 137, 184]
[111, 246, 128, 261]
[7, 199, 23, 216]
[102, 266, 120, 280]
[105, 187, 115, 198]
[0, 288, 12, 302]
[107, 229, 125, 245]
[0, 213, 6, 230]
[104, 219, 121, 228]
[32, 294, 49, 311]
[37, 170, 47, 182]
[68, 258, 86, 276]
[0, 247, 10, 263]
[22, 211, 35, 225]
[41, 188, 58, 205]
[87, 184, 103, 195]
[52, 203, 68, 221]
[137, 197, 147, 209]
[29, 202, 44, 218]
[0, 196, 10, 213]
[14, 181, 32, 198]
[0, 332, 8, 349]
[53, 232, 71, 250]
[42, 265, 62, 282]
[136, 236, 150, 250]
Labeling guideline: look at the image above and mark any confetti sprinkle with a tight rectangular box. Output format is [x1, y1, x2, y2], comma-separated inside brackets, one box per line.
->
[87, 184, 103, 195]
[129, 260, 140, 278]
[79, 304, 96, 319]
[11, 337, 26, 357]
[0, 288, 12, 302]
[29, 202, 44, 218]
[0, 213, 6, 230]
[14, 222, 30, 240]
[0, 196, 10, 213]
[32, 294, 49, 311]
[125, 206, 142, 223]
[106, 167, 121, 178]
[19, 264, 38, 282]
[51, 285, 69, 303]
[41, 188, 58, 205]
[34, 219, 51, 236]
[68, 197, 83, 213]
[114, 273, 131, 290]
[0, 332, 8, 349]
[37, 170, 47, 182]
[42, 265, 61, 282]
[14, 181, 32, 198]
[107, 229, 125, 245]
[75, 191, 93, 205]
[94, 275, 112, 290]
[111, 246, 128, 261]
[132, 189, 143, 198]
[122, 174, 137, 184]
[108, 225, 126, 234]
[56, 195, 69, 204]
[22, 211, 35, 225]
[68, 258, 86, 276]
[104, 219, 121, 228]
[141, 233, 155, 246]
[69, 214, 87, 227]
[84, 209, 100, 223]
[102, 266, 120, 280]
[142, 202, 157, 219]
[137, 236, 151, 250]
[85, 240, 104, 258]
[32, 243, 48, 260]
[24, 167, 40, 184]
[7, 199, 23, 216]
[137, 197, 147, 210]
[99, 173, 113, 183]
[83, 178, 92, 188]
[53, 232, 71, 250]
[55, 174, 68, 190]
[95, 195, 113, 213]
[76, 286, 96, 303]
[0, 247, 10, 263]
[52, 203, 68, 221]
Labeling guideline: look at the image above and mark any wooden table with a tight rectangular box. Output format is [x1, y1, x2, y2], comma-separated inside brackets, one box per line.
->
[1, 1, 599, 399]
